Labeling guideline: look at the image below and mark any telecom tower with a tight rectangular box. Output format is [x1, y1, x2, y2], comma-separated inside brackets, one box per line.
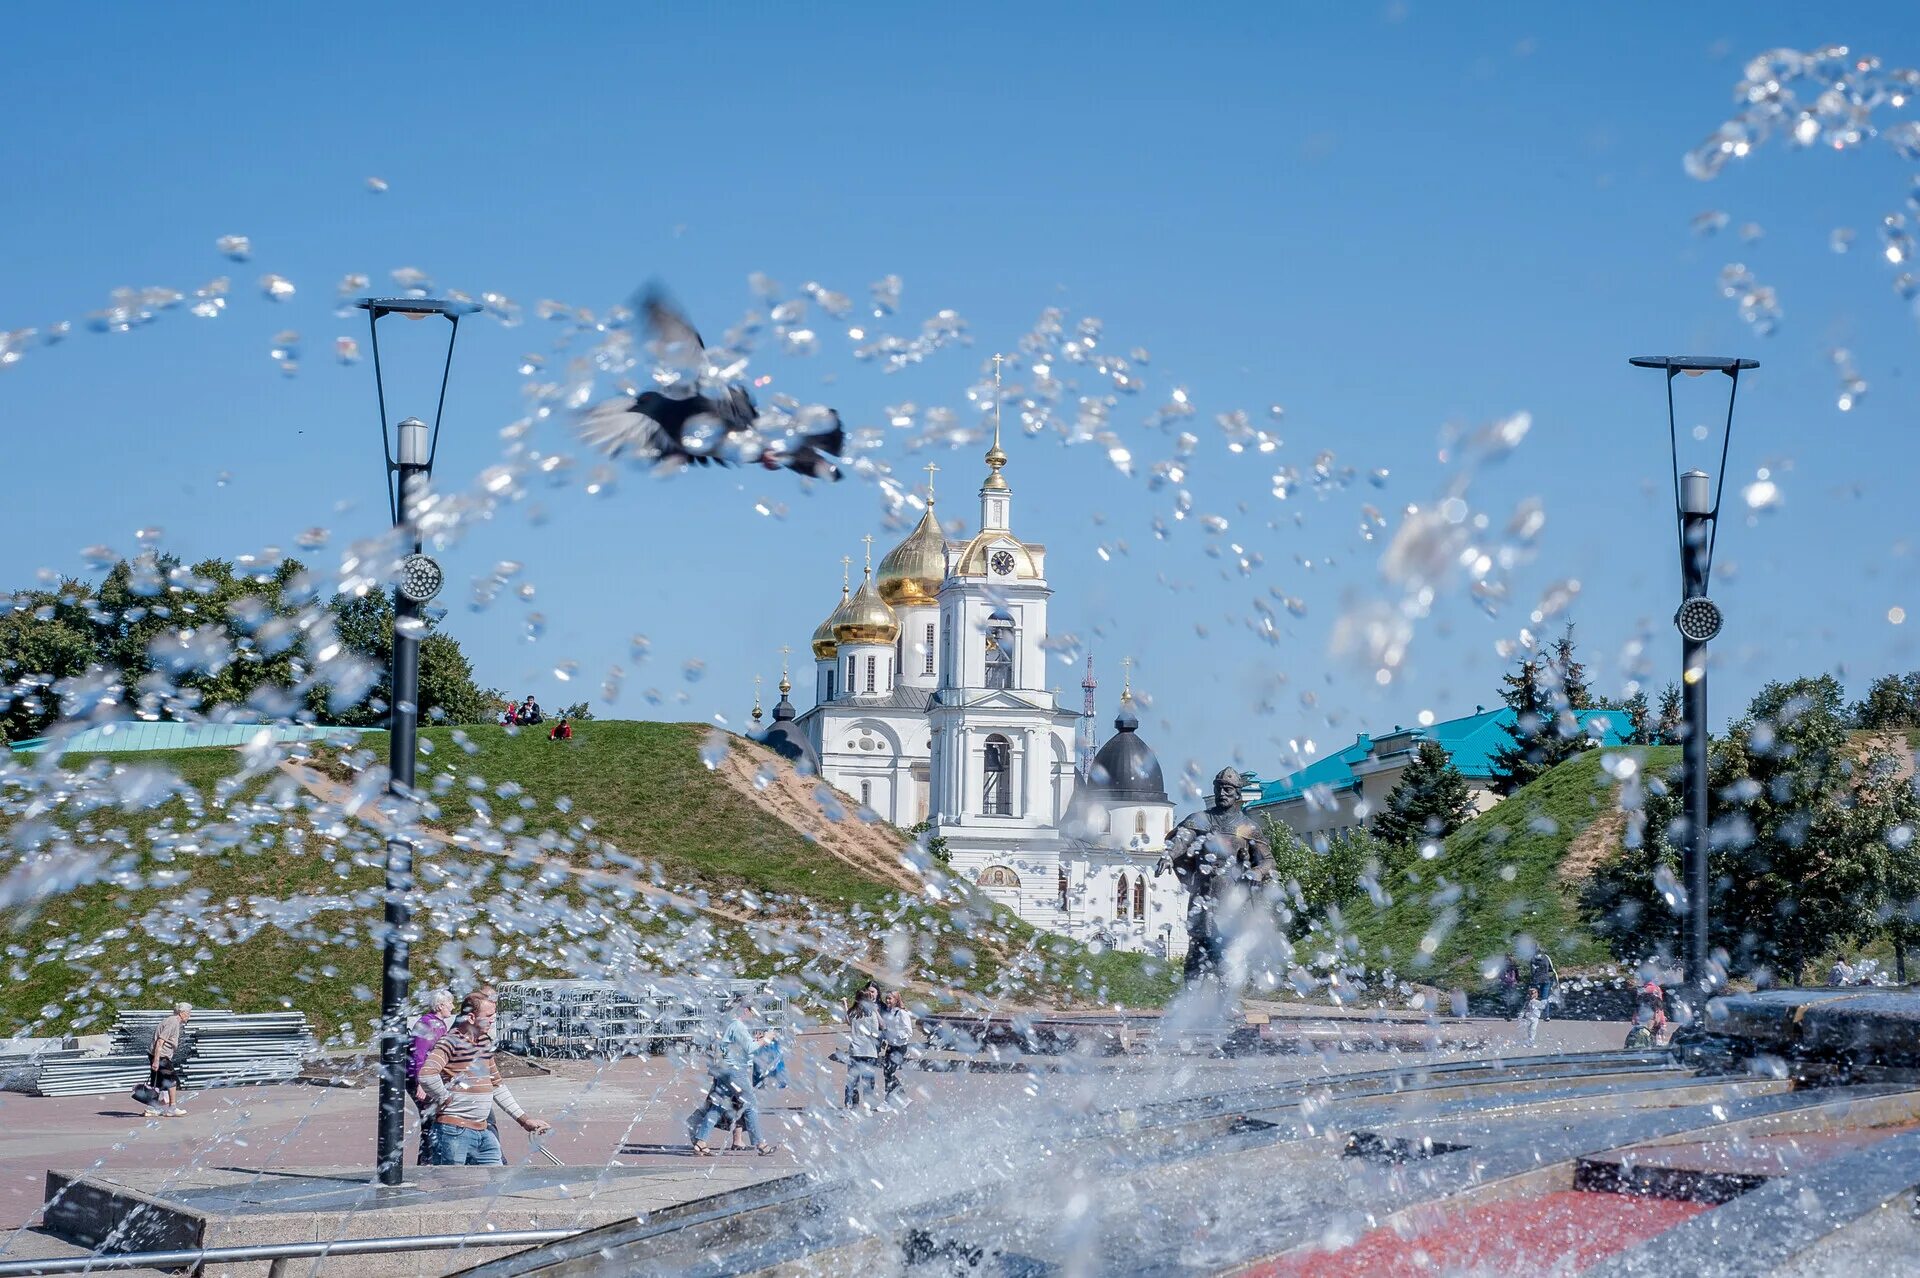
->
[1078, 653, 1098, 779]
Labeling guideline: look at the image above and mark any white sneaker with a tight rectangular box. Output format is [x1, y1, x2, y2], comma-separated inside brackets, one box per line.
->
[163, 1106, 186, 1117]
[143, 1109, 162, 1119]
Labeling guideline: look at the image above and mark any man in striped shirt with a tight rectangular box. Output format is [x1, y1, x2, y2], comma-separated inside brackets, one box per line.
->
[419, 993, 551, 1165]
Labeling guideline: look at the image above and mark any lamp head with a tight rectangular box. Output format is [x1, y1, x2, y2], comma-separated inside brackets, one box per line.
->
[397, 417, 429, 467]
[1680, 469, 1713, 517]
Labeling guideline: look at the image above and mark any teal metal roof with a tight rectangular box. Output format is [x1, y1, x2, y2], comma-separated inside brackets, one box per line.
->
[9, 721, 377, 755]
[1251, 706, 1631, 808]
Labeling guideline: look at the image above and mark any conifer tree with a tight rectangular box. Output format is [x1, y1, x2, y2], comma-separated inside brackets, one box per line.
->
[1551, 621, 1593, 711]
[1622, 689, 1653, 746]
[1489, 656, 1553, 794]
[1373, 740, 1478, 850]
[1655, 682, 1684, 745]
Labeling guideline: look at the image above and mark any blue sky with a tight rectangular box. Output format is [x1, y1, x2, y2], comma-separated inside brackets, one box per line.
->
[3, 3, 1917, 795]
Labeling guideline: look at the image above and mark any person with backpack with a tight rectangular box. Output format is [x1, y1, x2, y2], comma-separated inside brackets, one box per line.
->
[142, 1002, 192, 1118]
[1529, 951, 1559, 1021]
[688, 998, 776, 1156]
[1626, 979, 1668, 1049]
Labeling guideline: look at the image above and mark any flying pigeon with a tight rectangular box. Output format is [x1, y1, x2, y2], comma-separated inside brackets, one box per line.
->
[578, 287, 844, 480]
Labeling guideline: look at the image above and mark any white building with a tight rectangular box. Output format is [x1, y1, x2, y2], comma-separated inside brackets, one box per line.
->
[780, 400, 1186, 956]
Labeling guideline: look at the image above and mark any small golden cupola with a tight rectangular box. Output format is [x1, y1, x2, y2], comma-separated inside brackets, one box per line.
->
[811, 557, 854, 659]
[835, 535, 899, 645]
[877, 463, 948, 607]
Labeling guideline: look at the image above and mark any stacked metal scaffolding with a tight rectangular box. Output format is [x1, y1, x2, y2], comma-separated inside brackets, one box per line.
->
[8, 1010, 316, 1096]
[496, 979, 786, 1059]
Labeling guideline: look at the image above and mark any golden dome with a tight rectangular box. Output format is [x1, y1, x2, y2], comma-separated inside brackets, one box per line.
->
[834, 570, 899, 645]
[877, 505, 947, 606]
[811, 584, 849, 660]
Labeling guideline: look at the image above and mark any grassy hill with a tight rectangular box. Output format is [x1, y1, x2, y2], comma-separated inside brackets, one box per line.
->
[1344, 746, 1681, 989]
[0, 722, 1175, 1042]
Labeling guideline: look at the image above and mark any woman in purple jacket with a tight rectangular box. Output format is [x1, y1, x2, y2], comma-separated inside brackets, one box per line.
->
[408, 989, 456, 1162]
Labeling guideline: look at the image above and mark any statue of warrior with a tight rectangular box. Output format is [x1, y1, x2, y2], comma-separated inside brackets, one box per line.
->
[1162, 766, 1275, 985]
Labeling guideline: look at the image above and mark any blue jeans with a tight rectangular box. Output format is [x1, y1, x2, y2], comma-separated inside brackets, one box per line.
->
[690, 1068, 761, 1146]
[430, 1123, 503, 1165]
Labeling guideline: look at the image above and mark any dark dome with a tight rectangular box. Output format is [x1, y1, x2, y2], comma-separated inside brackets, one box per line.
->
[1082, 698, 1167, 803]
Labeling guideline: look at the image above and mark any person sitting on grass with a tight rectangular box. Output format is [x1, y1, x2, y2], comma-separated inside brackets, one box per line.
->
[549, 718, 572, 742]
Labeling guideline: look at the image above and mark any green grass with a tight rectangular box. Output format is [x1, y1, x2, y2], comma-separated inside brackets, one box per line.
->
[0, 722, 1177, 1041]
[1344, 746, 1681, 988]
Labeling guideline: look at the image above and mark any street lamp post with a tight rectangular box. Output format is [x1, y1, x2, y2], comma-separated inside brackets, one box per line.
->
[355, 296, 481, 1185]
[1629, 354, 1758, 1002]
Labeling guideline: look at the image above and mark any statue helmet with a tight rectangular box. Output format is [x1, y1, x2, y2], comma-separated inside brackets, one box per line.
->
[1213, 766, 1246, 790]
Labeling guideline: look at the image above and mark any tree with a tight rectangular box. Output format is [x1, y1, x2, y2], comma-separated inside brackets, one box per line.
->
[1551, 622, 1593, 711]
[1585, 674, 1877, 984]
[1622, 689, 1653, 746]
[1858, 745, 1920, 981]
[1263, 819, 1385, 939]
[1853, 672, 1920, 730]
[557, 701, 595, 721]
[308, 590, 495, 727]
[1372, 741, 1478, 851]
[1654, 682, 1684, 746]
[1488, 655, 1594, 794]
[905, 819, 950, 866]
[0, 582, 101, 741]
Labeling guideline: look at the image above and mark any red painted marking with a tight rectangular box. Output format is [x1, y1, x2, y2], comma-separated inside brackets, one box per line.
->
[1243, 1191, 1710, 1278]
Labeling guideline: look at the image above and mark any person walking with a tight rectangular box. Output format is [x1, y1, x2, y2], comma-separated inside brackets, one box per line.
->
[1521, 988, 1545, 1046]
[879, 991, 914, 1101]
[1529, 950, 1558, 1020]
[408, 989, 456, 1163]
[418, 993, 551, 1165]
[844, 984, 883, 1111]
[145, 1002, 192, 1118]
[689, 998, 776, 1156]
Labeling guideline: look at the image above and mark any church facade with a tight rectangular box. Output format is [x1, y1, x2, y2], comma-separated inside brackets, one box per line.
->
[760, 393, 1189, 957]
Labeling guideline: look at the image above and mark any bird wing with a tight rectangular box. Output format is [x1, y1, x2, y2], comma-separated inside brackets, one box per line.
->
[640, 285, 705, 357]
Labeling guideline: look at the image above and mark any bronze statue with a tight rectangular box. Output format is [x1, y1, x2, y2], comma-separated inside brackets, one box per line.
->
[1162, 767, 1275, 985]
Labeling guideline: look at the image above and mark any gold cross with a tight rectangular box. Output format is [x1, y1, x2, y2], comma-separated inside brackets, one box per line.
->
[862, 533, 874, 572]
[924, 461, 939, 504]
[1121, 656, 1133, 699]
[778, 644, 791, 678]
[841, 554, 851, 591]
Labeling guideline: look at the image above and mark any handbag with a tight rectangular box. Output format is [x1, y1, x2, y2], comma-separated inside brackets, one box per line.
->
[132, 1082, 160, 1106]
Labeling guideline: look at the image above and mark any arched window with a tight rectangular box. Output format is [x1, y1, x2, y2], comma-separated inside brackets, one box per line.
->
[924, 622, 936, 675]
[860, 780, 872, 808]
[1133, 876, 1146, 920]
[982, 734, 1012, 815]
[1134, 811, 1148, 836]
[984, 635, 1011, 690]
[826, 670, 836, 700]
[865, 655, 876, 693]
[1057, 866, 1068, 911]
[1116, 873, 1130, 918]
[976, 865, 1020, 888]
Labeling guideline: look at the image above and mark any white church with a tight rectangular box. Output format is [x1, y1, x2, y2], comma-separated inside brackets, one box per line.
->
[753, 392, 1190, 957]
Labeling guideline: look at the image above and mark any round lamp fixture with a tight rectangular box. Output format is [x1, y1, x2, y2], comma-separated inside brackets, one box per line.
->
[1675, 596, 1722, 643]
[398, 553, 444, 604]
